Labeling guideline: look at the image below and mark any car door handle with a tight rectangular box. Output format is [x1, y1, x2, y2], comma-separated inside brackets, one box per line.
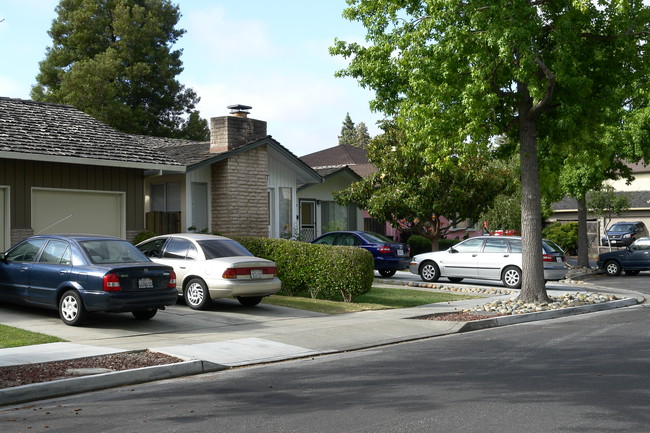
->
[472, 254, 478, 257]
[19, 266, 29, 272]
[503, 254, 509, 257]
[59, 270, 68, 275]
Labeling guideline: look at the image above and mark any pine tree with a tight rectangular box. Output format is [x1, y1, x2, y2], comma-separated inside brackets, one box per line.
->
[31, 0, 207, 140]
[338, 113, 357, 146]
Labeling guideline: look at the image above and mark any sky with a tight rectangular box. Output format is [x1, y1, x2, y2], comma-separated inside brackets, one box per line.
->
[0, 0, 381, 157]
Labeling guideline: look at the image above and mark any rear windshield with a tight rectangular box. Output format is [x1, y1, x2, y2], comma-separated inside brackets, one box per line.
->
[361, 232, 396, 244]
[197, 239, 252, 259]
[542, 239, 564, 254]
[81, 240, 149, 264]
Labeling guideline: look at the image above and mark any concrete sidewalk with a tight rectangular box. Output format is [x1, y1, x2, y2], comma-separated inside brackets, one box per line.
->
[0, 279, 643, 407]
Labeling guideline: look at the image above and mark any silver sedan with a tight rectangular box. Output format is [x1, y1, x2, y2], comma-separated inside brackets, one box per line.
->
[408, 236, 567, 289]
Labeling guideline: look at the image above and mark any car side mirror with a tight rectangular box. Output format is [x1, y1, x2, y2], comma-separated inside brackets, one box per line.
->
[449, 248, 458, 254]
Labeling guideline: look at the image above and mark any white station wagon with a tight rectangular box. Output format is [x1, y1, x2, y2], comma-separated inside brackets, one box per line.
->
[408, 236, 567, 289]
[136, 234, 281, 309]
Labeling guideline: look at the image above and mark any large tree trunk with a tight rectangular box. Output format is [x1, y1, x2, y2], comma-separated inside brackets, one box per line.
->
[576, 195, 590, 268]
[517, 83, 550, 304]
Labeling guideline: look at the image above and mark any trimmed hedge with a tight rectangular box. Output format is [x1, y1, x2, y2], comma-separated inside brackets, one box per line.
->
[232, 237, 374, 302]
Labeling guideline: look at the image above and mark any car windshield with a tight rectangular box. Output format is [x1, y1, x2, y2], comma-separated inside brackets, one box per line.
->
[361, 232, 396, 244]
[197, 239, 252, 259]
[609, 224, 634, 233]
[80, 240, 149, 264]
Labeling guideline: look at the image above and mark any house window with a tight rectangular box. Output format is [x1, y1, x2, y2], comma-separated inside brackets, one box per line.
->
[279, 187, 292, 238]
[321, 201, 357, 232]
[151, 182, 181, 212]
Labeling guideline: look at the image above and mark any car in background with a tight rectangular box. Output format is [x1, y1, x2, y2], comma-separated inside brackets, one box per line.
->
[601, 221, 649, 247]
[311, 231, 411, 277]
[136, 233, 281, 309]
[408, 236, 567, 289]
[0, 235, 177, 326]
[597, 237, 650, 276]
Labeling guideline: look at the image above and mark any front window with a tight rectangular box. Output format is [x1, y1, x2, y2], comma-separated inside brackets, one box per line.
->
[5, 239, 47, 263]
[452, 238, 484, 253]
[609, 224, 634, 233]
[279, 187, 292, 238]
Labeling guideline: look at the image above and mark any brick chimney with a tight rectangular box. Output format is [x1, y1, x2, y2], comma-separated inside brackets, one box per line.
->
[209, 104, 268, 153]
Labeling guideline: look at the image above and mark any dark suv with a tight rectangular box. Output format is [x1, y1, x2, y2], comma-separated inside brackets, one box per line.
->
[601, 221, 649, 247]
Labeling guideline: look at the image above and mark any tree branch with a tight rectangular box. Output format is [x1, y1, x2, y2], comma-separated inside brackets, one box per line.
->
[528, 56, 556, 118]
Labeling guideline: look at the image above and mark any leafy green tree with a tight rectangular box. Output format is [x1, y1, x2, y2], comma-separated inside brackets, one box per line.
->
[336, 122, 512, 250]
[31, 0, 206, 139]
[331, 0, 650, 302]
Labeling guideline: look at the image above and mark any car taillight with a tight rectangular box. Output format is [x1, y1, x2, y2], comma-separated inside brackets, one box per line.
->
[543, 254, 557, 262]
[222, 267, 277, 279]
[103, 273, 121, 292]
[168, 271, 177, 288]
[379, 246, 392, 254]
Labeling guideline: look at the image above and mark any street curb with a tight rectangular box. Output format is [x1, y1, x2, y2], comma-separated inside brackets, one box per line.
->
[0, 359, 226, 407]
[456, 297, 640, 332]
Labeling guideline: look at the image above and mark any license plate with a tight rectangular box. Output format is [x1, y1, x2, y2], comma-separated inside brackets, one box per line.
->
[250, 269, 263, 279]
[138, 278, 154, 288]
[397, 249, 404, 256]
[556, 257, 562, 263]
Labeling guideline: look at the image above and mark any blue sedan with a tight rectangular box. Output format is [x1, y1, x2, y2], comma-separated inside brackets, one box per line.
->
[0, 235, 178, 326]
[311, 231, 411, 277]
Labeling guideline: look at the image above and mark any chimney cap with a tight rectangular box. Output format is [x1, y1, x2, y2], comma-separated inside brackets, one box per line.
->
[227, 104, 252, 114]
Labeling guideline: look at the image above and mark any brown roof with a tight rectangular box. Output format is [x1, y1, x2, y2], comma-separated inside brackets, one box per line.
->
[300, 144, 376, 178]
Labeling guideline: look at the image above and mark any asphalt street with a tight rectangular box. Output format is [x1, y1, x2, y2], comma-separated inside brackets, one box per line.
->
[2, 297, 647, 432]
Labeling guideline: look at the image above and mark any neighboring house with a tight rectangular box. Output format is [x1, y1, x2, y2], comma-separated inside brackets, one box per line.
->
[299, 145, 396, 241]
[549, 163, 650, 253]
[134, 105, 321, 239]
[0, 97, 182, 250]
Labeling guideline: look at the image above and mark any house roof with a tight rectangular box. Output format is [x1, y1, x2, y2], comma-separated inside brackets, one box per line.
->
[135, 133, 322, 185]
[552, 191, 650, 211]
[300, 144, 377, 179]
[0, 97, 182, 171]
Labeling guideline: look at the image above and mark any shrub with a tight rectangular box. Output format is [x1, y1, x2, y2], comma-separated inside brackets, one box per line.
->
[438, 238, 461, 251]
[408, 235, 432, 256]
[542, 222, 578, 255]
[232, 236, 374, 302]
[132, 230, 157, 244]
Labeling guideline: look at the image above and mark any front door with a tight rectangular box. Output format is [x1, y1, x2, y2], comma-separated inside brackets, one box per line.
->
[300, 200, 316, 242]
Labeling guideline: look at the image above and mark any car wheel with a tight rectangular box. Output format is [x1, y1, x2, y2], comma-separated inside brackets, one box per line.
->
[419, 261, 440, 282]
[624, 270, 640, 276]
[604, 260, 622, 276]
[502, 266, 522, 289]
[447, 277, 464, 283]
[132, 309, 157, 320]
[378, 269, 397, 278]
[59, 290, 87, 326]
[184, 278, 212, 310]
[237, 296, 263, 307]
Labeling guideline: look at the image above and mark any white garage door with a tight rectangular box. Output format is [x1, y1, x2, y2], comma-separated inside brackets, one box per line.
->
[32, 189, 125, 238]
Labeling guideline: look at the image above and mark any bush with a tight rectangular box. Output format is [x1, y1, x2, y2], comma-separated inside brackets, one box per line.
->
[438, 238, 461, 251]
[408, 235, 432, 256]
[132, 230, 157, 244]
[232, 237, 374, 302]
[542, 222, 578, 255]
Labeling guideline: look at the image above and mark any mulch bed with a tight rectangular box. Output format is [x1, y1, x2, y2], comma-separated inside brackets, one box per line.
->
[0, 350, 183, 389]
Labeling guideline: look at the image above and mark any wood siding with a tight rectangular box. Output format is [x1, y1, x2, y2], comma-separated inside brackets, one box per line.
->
[0, 158, 145, 232]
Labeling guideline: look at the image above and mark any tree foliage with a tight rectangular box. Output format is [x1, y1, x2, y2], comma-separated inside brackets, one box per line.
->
[336, 122, 513, 250]
[331, 0, 650, 302]
[338, 112, 372, 147]
[31, 0, 207, 140]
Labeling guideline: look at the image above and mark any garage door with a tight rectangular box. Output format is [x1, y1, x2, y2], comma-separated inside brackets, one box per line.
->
[32, 189, 124, 238]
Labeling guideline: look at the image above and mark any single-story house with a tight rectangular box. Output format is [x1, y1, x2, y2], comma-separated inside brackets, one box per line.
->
[0, 97, 182, 250]
[0, 98, 322, 249]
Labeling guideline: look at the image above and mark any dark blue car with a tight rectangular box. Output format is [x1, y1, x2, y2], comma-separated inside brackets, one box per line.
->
[311, 231, 411, 277]
[0, 235, 178, 326]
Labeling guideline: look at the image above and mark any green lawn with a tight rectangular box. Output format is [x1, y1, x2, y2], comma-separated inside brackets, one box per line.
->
[0, 324, 65, 349]
[262, 286, 477, 314]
